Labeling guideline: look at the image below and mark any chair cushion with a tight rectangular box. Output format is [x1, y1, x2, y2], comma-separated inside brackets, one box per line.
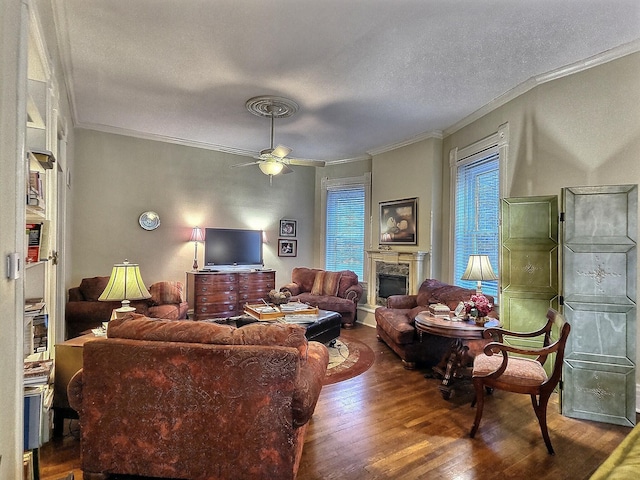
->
[310, 271, 342, 296]
[473, 354, 548, 387]
[148, 281, 184, 305]
[374, 308, 416, 345]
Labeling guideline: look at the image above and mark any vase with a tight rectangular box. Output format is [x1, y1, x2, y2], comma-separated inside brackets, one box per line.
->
[475, 316, 487, 326]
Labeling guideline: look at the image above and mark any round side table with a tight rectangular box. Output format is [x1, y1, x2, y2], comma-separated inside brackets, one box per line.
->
[415, 312, 500, 399]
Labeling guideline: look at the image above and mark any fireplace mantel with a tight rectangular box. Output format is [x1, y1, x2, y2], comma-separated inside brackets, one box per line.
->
[366, 250, 429, 307]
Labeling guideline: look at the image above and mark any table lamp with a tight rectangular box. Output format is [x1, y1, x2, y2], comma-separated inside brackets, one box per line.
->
[190, 227, 205, 270]
[99, 260, 151, 318]
[461, 254, 498, 295]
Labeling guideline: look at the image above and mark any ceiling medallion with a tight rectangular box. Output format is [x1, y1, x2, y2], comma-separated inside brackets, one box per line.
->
[245, 95, 299, 119]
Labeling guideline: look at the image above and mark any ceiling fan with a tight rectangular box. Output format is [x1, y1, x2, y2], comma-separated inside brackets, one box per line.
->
[232, 96, 325, 183]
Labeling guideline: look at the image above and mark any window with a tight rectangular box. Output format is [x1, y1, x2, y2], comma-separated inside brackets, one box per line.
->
[451, 125, 507, 299]
[323, 174, 370, 280]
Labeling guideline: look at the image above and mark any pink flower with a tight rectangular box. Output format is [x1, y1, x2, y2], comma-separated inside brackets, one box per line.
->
[465, 294, 492, 317]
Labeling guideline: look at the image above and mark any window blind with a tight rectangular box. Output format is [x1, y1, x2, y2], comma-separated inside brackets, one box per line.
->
[326, 184, 365, 278]
[454, 152, 499, 297]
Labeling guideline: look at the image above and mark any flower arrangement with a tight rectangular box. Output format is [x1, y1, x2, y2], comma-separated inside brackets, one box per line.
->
[465, 294, 492, 318]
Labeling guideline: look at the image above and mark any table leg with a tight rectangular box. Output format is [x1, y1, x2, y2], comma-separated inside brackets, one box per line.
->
[436, 338, 470, 399]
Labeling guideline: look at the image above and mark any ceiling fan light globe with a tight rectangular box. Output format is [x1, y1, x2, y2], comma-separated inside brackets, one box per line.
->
[259, 161, 284, 176]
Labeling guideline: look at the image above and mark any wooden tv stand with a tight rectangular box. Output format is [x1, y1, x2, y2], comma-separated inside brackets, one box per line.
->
[186, 270, 276, 320]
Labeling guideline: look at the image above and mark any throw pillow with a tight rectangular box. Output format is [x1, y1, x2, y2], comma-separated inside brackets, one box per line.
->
[149, 281, 184, 305]
[310, 271, 326, 295]
[322, 271, 342, 296]
[310, 271, 343, 296]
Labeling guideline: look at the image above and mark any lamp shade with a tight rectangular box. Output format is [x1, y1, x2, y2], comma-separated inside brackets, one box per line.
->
[258, 160, 284, 176]
[189, 227, 205, 243]
[98, 260, 151, 305]
[461, 255, 498, 281]
[461, 254, 497, 295]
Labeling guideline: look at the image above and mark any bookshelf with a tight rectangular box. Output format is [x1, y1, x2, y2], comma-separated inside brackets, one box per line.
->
[21, 6, 61, 462]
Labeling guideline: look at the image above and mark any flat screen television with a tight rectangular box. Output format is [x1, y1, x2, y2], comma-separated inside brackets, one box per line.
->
[203, 228, 263, 270]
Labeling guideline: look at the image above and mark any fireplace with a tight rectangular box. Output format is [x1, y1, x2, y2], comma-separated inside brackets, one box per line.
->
[378, 274, 408, 300]
[375, 261, 410, 305]
[366, 250, 429, 309]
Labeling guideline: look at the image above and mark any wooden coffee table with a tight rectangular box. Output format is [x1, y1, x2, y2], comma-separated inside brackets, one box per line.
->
[415, 312, 500, 399]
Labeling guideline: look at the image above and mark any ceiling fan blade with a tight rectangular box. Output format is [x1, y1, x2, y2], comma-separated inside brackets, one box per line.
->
[271, 144, 292, 159]
[281, 164, 294, 174]
[287, 157, 326, 168]
[231, 160, 260, 168]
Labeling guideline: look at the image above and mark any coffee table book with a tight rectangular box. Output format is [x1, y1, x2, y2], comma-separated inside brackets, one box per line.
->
[244, 303, 319, 321]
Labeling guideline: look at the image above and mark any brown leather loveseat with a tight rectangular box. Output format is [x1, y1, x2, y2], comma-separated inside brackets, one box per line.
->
[375, 279, 496, 369]
[65, 276, 188, 338]
[68, 315, 329, 480]
[280, 267, 363, 328]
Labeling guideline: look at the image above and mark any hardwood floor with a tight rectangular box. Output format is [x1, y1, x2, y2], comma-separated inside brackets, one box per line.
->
[40, 324, 635, 480]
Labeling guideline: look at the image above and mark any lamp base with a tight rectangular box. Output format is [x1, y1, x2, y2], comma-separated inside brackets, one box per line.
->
[114, 306, 136, 319]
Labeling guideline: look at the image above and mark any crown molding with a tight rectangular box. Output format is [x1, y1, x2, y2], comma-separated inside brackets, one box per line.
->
[325, 155, 372, 165]
[75, 122, 256, 157]
[366, 130, 443, 157]
[444, 39, 640, 137]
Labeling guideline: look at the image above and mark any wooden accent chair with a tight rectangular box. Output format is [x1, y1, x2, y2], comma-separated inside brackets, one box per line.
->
[469, 308, 570, 455]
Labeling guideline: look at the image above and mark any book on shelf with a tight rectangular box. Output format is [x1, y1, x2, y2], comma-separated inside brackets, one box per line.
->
[32, 314, 48, 354]
[25, 222, 42, 263]
[27, 170, 45, 209]
[23, 359, 53, 386]
[24, 302, 45, 314]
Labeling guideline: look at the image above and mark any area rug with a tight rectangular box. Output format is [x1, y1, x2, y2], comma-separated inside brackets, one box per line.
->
[323, 337, 375, 385]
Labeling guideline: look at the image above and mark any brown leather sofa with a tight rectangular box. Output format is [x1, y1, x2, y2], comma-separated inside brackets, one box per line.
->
[280, 267, 363, 328]
[65, 276, 188, 338]
[375, 279, 496, 369]
[68, 315, 329, 480]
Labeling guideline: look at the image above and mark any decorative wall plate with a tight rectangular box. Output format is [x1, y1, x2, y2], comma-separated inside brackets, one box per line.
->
[138, 211, 160, 230]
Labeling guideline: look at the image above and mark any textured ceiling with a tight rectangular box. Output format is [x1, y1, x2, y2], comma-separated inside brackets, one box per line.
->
[52, 0, 640, 162]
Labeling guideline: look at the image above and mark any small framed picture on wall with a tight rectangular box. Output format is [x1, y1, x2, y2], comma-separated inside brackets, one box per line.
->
[279, 219, 297, 237]
[278, 239, 297, 257]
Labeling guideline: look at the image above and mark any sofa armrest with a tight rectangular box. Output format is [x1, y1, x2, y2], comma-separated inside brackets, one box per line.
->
[344, 283, 363, 303]
[386, 294, 418, 309]
[292, 341, 329, 428]
[281, 283, 302, 296]
[67, 369, 84, 412]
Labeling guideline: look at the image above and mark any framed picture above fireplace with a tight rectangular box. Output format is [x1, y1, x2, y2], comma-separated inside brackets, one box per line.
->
[379, 197, 417, 245]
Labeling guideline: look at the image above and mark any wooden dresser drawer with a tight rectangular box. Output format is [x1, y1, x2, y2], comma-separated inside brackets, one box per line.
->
[195, 282, 236, 295]
[195, 291, 238, 305]
[195, 273, 237, 286]
[195, 302, 239, 317]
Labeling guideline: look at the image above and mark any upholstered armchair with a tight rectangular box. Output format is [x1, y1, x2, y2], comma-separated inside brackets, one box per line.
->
[68, 314, 329, 480]
[65, 277, 188, 338]
[280, 267, 363, 328]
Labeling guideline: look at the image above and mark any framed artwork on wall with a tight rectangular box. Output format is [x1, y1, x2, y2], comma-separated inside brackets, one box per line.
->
[278, 239, 297, 257]
[279, 219, 297, 237]
[379, 197, 418, 245]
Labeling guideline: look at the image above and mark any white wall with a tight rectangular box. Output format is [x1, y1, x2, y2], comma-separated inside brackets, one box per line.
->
[442, 52, 640, 384]
[371, 137, 443, 278]
[0, 1, 27, 476]
[70, 129, 317, 290]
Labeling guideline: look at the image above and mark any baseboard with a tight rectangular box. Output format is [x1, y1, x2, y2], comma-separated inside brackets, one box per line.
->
[357, 305, 377, 328]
